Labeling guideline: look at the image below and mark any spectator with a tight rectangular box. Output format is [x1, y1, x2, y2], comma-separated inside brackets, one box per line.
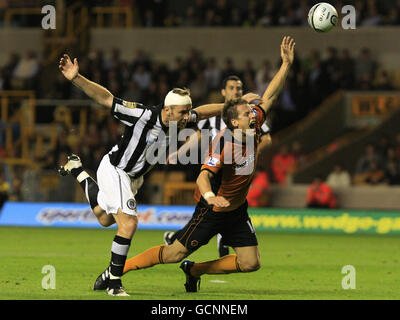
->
[143, 9, 155, 27]
[384, 8, 400, 25]
[385, 160, 400, 185]
[306, 176, 337, 209]
[190, 73, 208, 105]
[204, 57, 222, 91]
[204, 9, 220, 27]
[355, 143, 383, 174]
[181, 6, 198, 27]
[374, 70, 394, 90]
[326, 164, 351, 188]
[132, 64, 151, 91]
[364, 161, 386, 185]
[230, 7, 243, 27]
[323, 47, 341, 91]
[193, 0, 209, 24]
[338, 49, 355, 89]
[221, 58, 238, 80]
[376, 135, 391, 159]
[122, 80, 143, 102]
[291, 141, 306, 167]
[243, 10, 260, 27]
[271, 145, 296, 185]
[214, 0, 231, 26]
[259, 0, 277, 27]
[355, 48, 377, 87]
[361, 0, 382, 26]
[247, 171, 270, 207]
[255, 60, 272, 96]
[11, 50, 39, 90]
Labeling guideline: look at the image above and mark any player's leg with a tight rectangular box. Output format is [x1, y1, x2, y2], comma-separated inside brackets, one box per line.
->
[232, 246, 261, 272]
[123, 202, 213, 274]
[183, 202, 259, 287]
[123, 238, 190, 274]
[216, 233, 230, 257]
[58, 154, 115, 227]
[92, 156, 141, 296]
[106, 208, 138, 296]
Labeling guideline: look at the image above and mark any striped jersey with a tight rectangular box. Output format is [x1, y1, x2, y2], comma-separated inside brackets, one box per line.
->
[108, 97, 196, 178]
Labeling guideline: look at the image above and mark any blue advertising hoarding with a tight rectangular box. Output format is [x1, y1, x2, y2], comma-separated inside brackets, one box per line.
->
[0, 202, 194, 230]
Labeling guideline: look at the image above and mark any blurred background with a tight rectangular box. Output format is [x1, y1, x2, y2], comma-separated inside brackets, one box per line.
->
[1, 0, 400, 211]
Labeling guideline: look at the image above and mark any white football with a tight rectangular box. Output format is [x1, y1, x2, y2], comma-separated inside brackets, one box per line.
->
[308, 2, 338, 33]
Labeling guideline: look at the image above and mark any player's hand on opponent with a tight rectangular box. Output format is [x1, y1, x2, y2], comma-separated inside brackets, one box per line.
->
[59, 54, 79, 81]
[280, 36, 296, 65]
[206, 196, 230, 208]
[242, 92, 261, 104]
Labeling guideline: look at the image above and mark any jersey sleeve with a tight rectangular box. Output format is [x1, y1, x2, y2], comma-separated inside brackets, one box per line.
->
[201, 135, 225, 175]
[111, 97, 146, 126]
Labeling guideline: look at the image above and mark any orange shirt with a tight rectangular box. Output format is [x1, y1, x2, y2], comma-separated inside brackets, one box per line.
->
[194, 105, 266, 212]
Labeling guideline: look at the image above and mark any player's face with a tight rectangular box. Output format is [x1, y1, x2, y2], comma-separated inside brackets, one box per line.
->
[222, 80, 243, 101]
[167, 104, 192, 129]
[231, 104, 256, 135]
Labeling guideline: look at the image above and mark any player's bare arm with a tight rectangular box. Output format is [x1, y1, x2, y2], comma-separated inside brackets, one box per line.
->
[192, 103, 224, 120]
[196, 170, 230, 208]
[193, 93, 260, 121]
[59, 54, 114, 108]
[259, 36, 295, 114]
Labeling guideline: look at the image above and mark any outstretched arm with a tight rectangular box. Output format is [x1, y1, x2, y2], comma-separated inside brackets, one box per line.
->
[59, 54, 114, 108]
[259, 36, 296, 114]
[192, 103, 224, 121]
[192, 93, 261, 120]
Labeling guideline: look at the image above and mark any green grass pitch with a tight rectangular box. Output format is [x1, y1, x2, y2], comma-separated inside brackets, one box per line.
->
[1, 226, 399, 300]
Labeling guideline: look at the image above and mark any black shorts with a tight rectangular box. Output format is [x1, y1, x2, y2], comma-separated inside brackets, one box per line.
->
[176, 201, 258, 252]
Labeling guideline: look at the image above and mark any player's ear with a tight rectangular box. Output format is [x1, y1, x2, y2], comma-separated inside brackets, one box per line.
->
[221, 88, 226, 98]
[231, 119, 239, 128]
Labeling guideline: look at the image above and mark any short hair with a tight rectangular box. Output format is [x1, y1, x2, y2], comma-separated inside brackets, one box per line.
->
[222, 75, 242, 90]
[222, 98, 248, 130]
[171, 87, 191, 96]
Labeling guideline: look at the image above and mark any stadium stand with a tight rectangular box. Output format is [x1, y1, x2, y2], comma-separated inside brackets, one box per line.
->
[1, 0, 400, 209]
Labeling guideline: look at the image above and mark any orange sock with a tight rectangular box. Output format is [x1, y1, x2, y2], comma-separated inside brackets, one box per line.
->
[123, 245, 165, 274]
[190, 254, 241, 277]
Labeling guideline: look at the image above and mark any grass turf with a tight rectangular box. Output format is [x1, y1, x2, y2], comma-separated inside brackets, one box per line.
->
[0, 226, 399, 300]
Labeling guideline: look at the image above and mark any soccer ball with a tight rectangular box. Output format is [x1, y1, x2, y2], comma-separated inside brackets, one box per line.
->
[308, 2, 338, 33]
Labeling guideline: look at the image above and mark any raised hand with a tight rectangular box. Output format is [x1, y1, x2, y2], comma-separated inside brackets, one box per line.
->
[242, 92, 262, 104]
[280, 36, 296, 65]
[59, 54, 79, 81]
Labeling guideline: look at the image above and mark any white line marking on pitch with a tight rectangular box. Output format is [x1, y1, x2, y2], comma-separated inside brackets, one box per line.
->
[209, 280, 227, 283]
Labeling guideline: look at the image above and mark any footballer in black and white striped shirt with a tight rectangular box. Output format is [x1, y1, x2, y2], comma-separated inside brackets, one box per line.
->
[58, 54, 258, 296]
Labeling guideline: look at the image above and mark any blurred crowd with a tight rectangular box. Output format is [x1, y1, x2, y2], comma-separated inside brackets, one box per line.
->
[2, 0, 400, 28]
[1, 40, 399, 205]
[1, 43, 393, 136]
[270, 132, 400, 189]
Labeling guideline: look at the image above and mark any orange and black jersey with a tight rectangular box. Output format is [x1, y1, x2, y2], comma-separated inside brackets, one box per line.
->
[194, 105, 267, 212]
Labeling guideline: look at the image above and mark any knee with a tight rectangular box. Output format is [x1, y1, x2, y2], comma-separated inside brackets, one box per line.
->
[239, 259, 261, 273]
[99, 217, 114, 227]
[162, 243, 188, 264]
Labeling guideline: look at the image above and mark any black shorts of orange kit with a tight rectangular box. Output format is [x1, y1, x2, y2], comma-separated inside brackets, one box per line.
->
[175, 200, 258, 253]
